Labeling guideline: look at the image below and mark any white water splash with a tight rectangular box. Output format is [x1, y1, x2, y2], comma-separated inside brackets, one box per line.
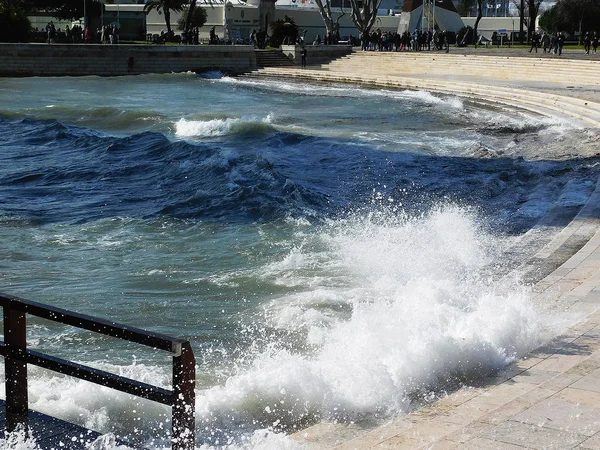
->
[193, 206, 543, 435]
[174, 115, 274, 138]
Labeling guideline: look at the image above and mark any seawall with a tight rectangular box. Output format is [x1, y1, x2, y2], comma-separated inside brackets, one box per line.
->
[0, 43, 257, 77]
[0, 43, 353, 77]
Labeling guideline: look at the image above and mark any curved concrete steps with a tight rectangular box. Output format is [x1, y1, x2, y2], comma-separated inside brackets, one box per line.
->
[249, 66, 600, 128]
[324, 52, 600, 86]
[501, 180, 600, 287]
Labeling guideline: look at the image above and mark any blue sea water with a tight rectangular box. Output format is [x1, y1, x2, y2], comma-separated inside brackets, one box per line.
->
[1, 72, 599, 449]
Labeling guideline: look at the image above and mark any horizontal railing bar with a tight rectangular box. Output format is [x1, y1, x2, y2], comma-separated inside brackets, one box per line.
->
[21, 347, 174, 405]
[0, 293, 184, 354]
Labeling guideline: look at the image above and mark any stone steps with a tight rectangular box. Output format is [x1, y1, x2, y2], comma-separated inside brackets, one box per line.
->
[497, 180, 600, 286]
[254, 49, 295, 68]
[324, 53, 600, 85]
[249, 66, 600, 128]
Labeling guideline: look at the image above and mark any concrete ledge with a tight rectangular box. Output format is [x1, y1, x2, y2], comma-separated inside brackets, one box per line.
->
[0, 43, 258, 77]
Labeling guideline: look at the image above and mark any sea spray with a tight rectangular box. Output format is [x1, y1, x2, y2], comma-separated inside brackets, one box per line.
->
[192, 206, 541, 444]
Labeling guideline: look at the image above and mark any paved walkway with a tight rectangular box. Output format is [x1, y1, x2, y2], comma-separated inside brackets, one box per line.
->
[281, 50, 600, 449]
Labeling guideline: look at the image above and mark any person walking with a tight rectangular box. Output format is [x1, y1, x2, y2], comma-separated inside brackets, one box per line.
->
[300, 46, 307, 67]
[529, 31, 540, 53]
[541, 32, 550, 53]
[584, 32, 591, 54]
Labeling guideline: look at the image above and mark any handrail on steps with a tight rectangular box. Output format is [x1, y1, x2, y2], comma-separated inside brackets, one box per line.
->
[0, 293, 196, 450]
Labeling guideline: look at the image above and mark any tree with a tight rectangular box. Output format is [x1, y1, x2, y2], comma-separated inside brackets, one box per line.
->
[269, 15, 299, 46]
[177, 4, 206, 31]
[473, 0, 483, 45]
[512, 0, 545, 41]
[539, 0, 600, 38]
[350, 0, 383, 38]
[538, 4, 559, 30]
[313, 0, 345, 44]
[5, 0, 101, 21]
[0, 1, 30, 42]
[144, 0, 187, 38]
[27, 0, 101, 21]
[458, 0, 476, 16]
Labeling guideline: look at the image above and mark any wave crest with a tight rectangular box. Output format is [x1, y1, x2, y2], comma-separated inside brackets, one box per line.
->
[175, 114, 275, 138]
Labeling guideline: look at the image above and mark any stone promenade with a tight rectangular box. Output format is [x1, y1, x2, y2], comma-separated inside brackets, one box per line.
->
[260, 48, 600, 449]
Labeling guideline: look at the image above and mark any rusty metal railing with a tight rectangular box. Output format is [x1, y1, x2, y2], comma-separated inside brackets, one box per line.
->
[0, 293, 196, 450]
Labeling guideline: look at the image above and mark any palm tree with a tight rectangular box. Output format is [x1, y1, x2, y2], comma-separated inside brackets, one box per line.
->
[144, 0, 188, 39]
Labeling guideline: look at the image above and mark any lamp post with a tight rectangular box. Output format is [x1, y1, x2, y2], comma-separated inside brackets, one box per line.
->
[432, 0, 435, 34]
[83, 0, 87, 30]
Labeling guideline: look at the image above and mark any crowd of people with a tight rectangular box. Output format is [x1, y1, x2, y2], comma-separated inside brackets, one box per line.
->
[99, 24, 120, 44]
[38, 19, 600, 56]
[360, 28, 450, 52]
[529, 31, 566, 54]
[41, 21, 121, 44]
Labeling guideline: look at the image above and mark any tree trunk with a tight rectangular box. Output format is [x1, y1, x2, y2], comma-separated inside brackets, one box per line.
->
[185, 0, 197, 35]
[350, 0, 383, 35]
[526, 1, 539, 42]
[473, 0, 483, 46]
[314, 0, 336, 39]
[165, 8, 172, 38]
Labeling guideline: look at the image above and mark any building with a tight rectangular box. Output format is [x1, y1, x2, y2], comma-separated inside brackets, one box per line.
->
[143, 0, 402, 43]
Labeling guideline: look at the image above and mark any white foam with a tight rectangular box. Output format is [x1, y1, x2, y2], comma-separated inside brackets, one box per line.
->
[0, 428, 40, 450]
[0, 207, 573, 448]
[174, 115, 274, 138]
[193, 206, 544, 433]
[220, 77, 463, 110]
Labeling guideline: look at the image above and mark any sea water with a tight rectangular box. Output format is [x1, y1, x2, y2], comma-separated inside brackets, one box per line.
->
[1, 72, 600, 449]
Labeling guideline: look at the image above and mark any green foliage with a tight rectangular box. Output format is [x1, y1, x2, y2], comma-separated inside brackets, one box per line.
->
[458, 0, 476, 16]
[268, 15, 298, 47]
[177, 6, 207, 30]
[539, 5, 559, 31]
[144, 0, 187, 36]
[23, 0, 101, 20]
[539, 0, 600, 34]
[0, 2, 30, 42]
[457, 25, 476, 45]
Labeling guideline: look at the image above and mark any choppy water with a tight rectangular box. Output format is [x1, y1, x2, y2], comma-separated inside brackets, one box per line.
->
[1, 72, 600, 449]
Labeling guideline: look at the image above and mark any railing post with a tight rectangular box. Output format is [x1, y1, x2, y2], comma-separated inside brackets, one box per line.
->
[172, 342, 195, 450]
[4, 304, 28, 431]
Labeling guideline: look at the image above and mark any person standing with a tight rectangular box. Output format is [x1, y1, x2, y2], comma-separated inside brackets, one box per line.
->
[85, 26, 93, 43]
[557, 31, 565, 55]
[300, 46, 307, 67]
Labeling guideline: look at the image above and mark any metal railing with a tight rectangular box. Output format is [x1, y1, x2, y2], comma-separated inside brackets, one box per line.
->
[0, 293, 196, 450]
